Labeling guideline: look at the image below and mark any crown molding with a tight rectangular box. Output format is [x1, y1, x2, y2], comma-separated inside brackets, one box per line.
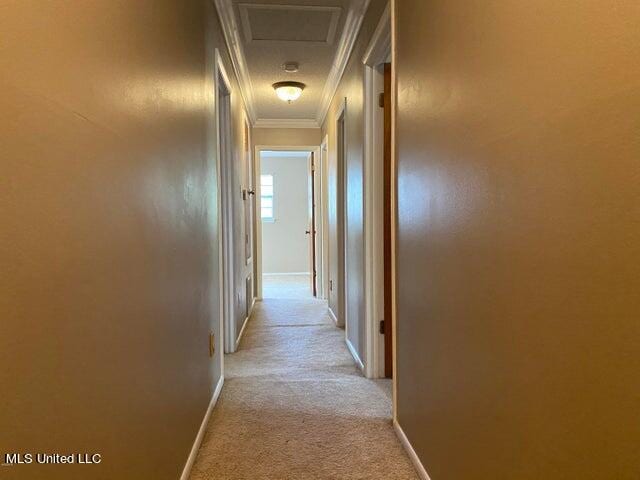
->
[214, 0, 257, 123]
[316, 0, 371, 127]
[253, 118, 320, 129]
[362, 2, 390, 66]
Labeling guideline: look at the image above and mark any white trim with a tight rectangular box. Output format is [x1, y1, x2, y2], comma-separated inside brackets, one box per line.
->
[249, 121, 260, 312]
[254, 145, 322, 300]
[212, 50, 227, 383]
[213, 0, 257, 123]
[254, 147, 263, 299]
[263, 272, 311, 276]
[346, 338, 365, 371]
[335, 94, 346, 143]
[390, 0, 398, 422]
[362, 62, 383, 378]
[179, 376, 224, 480]
[235, 295, 256, 350]
[216, 0, 368, 128]
[316, 0, 371, 126]
[244, 116, 254, 268]
[312, 148, 325, 299]
[320, 135, 330, 301]
[215, 50, 233, 99]
[362, 4, 391, 379]
[327, 307, 339, 326]
[215, 50, 237, 354]
[362, 3, 391, 66]
[235, 316, 249, 350]
[336, 98, 347, 332]
[393, 420, 432, 480]
[254, 118, 320, 129]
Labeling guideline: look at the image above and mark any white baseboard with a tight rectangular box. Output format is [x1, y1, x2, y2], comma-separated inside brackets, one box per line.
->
[235, 297, 257, 350]
[393, 420, 432, 480]
[346, 338, 365, 371]
[249, 296, 256, 313]
[235, 316, 249, 350]
[328, 307, 339, 325]
[180, 375, 224, 480]
[263, 272, 310, 276]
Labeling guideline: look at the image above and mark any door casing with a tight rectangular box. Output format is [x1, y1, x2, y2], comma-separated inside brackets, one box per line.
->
[362, 3, 392, 379]
[253, 145, 323, 300]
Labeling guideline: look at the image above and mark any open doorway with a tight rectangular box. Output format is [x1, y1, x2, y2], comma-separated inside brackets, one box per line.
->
[328, 103, 347, 329]
[255, 146, 323, 301]
[216, 53, 235, 355]
[363, 4, 392, 379]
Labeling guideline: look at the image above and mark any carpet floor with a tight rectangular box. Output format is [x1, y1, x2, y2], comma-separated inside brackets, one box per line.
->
[262, 274, 314, 300]
[189, 277, 418, 480]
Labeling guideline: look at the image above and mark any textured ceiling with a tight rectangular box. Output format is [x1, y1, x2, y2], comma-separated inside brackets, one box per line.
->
[232, 0, 352, 120]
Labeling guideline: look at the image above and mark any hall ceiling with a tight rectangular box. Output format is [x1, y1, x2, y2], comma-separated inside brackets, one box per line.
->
[216, 0, 370, 127]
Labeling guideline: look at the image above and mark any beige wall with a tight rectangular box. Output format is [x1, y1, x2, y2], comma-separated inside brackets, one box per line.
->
[395, 1, 640, 478]
[253, 127, 321, 147]
[321, 0, 388, 358]
[0, 1, 246, 479]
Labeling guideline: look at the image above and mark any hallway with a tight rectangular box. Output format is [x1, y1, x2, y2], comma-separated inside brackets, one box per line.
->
[190, 281, 417, 480]
[3, 1, 640, 479]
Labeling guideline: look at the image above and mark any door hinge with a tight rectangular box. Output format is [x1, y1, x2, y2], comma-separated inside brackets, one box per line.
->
[209, 332, 215, 357]
[378, 92, 385, 108]
[329, 280, 333, 291]
[379, 320, 385, 334]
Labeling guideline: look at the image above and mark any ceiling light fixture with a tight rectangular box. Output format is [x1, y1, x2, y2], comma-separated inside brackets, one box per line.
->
[273, 81, 306, 103]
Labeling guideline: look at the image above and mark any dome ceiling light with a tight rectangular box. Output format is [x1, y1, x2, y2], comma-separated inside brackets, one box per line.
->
[273, 81, 306, 103]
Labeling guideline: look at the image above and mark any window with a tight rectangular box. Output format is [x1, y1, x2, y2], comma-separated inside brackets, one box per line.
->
[260, 174, 274, 221]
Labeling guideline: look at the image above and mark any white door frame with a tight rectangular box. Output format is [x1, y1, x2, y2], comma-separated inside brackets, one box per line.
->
[320, 135, 330, 301]
[254, 145, 323, 300]
[215, 49, 237, 355]
[362, 4, 391, 379]
[334, 98, 348, 333]
[235, 116, 255, 353]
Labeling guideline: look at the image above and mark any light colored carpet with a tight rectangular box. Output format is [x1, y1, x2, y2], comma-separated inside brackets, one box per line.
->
[189, 280, 418, 480]
[263, 274, 313, 300]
